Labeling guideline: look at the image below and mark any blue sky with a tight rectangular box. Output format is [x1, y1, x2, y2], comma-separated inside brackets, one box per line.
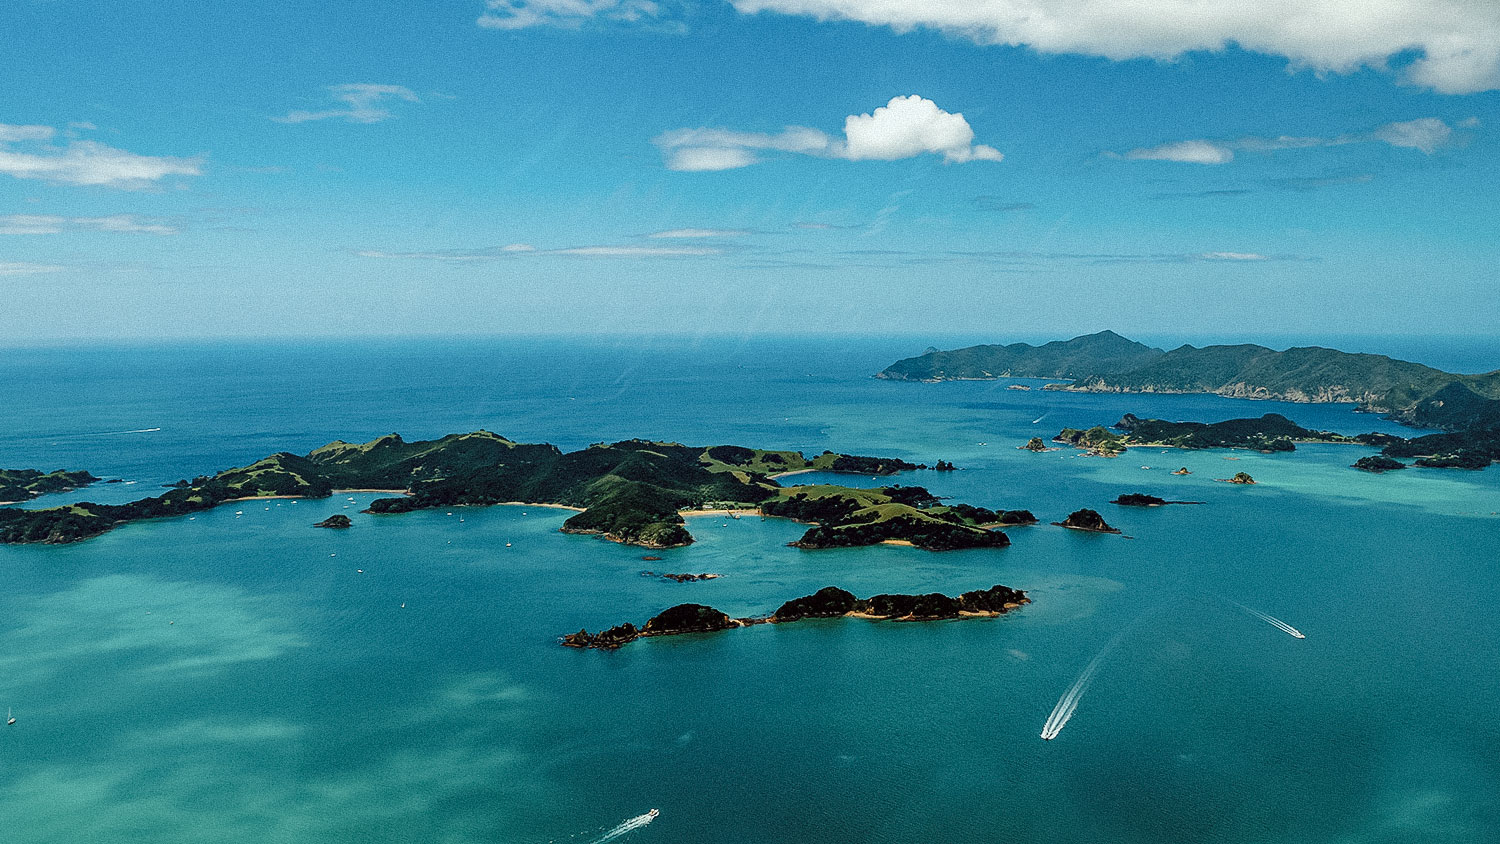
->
[1, 0, 1496, 343]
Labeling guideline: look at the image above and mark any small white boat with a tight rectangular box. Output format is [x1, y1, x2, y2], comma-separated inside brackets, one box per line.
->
[647, 809, 660, 820]
[7, 708, 15, 726]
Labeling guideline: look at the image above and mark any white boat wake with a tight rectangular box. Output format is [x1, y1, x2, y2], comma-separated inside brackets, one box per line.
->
[587, 810, 658, 844]
[1227, 600, 1306, 639]
[1040, 625, 1136, 741]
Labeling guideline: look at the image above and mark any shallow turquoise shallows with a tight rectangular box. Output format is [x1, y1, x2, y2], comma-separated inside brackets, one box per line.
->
[2, 337, 1499, 844]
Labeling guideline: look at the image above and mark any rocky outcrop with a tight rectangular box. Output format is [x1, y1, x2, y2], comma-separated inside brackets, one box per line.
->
[1220, 472, 1257, 484]
[315, 515, 352, 528]
[1052, 508, 1121, 533]
[642, 571, 720, 582]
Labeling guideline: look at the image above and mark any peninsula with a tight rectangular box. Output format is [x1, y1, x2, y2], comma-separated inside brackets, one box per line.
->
[560, 583, 1030, 650]
[0, 431, 1015, 549]
[878, 331, 1500, 429]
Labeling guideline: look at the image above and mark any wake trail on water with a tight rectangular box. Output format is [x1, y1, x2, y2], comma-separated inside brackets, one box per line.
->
[1040, 628, 1127, 740]
[40, 427, 162, 439]
[586, 811, 657, 844]
[1225, 599, 1306, 639]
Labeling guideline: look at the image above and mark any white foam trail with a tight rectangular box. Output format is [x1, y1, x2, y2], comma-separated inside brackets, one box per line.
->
[44, 427, 162, 439]
[1227, 600, 1306, 639]
[587, 811, 658, 844]
[1040, 626, 1134, 740]
[1031, 414, 1047, 424]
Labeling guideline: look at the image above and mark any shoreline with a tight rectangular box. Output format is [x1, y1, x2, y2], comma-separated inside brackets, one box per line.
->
[767, 468, 818, 480]
[681, 508, 761, 517]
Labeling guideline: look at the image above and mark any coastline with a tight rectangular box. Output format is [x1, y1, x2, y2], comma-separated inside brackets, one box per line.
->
[681, 508, 761, 517]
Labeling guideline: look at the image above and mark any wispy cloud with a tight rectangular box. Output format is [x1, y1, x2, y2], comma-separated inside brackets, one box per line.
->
[274, 84, 420, 124]
[478, 0, 682, 30]
[0, 123, 201, 189]
[359, 242, 724, 261]
[727, 0, 1500, 94]
[655, 95, 1003, 171]
[1118, 117, 1468, 164]
[0, 261, 66, 276]
[972, 197, 1037, 212]
[647, 228, 751, 238]
[0, 214, 177, 235]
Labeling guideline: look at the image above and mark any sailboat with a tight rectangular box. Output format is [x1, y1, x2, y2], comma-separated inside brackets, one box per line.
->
[6, 708, 14, 725]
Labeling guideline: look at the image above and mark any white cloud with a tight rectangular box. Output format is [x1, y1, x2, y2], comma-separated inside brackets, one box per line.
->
[478, 0, 671, 29]
[0, 214, 177, 235]
[843, 95, 1003, 162]
[1121, 117, 1466, 163]
[655, 95, 1002, 171]
[274, 84, 420, 124]
[1371, 117, 1453, 153]
[728, 0, 1500, 94]
[1198, 251, 1269, 261]
[0, 124, 56, 143]
[1125, 139, 1235, 164]
[0, 261, 66, 276]
[0, 124, 201, 189]
[359, 242, 723, 261]
[648, 228, 751, 238]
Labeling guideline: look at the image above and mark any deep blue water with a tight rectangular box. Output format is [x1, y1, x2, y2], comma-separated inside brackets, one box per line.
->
[1, 336, 1498, 843]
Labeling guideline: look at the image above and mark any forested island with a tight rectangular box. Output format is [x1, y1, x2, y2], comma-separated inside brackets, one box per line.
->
[1052, 413, 1364, 456]
[878, 331, 1500, 430]
[0, 469, 99, 504]
[0, 431, 1023, 549]
[560, 583, 1030, 650]
[1043, 411, 1498, 470]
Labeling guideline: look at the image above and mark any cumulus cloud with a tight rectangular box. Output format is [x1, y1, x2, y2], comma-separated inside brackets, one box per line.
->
[1120, 117, 1467, 163]
[0, 214, 177, 235]
[728, 0, 1500, 94]
[655, 95, 1002, 171]
[478, 0, 675, 29]
[274, 84, 420, 124]
[0, 261, 65, 276]
[0, 123, 201, 189]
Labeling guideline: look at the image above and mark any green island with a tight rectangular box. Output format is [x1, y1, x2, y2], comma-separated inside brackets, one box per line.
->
[1052, 412, 1361, 456]
[560, 584, 1030, 650]
[0, 431, 1023, 549]
[0, 469, 100, 504]
[1043, 411, 1496, 471]
[878, 330, 1500, 429]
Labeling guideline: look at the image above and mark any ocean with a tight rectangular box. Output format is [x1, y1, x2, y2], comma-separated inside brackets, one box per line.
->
[2, 335, 1499, 843]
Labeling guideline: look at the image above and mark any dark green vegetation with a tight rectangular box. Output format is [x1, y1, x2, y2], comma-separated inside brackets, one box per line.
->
[880, 331, 1500, 429]
[0, 469, 98, 503]
[1053, 508, 1120, 533]
[560, 584, 1030, 649]
[315, 515, 352, 528]
[1053, 426, 1129, 456]
[1111, 493, 1200, 506]
[1378, 424, 1500, 470]
[1223, 472, 1257, 484]
[760, 485, 1012, 551]
[878, 330, 1162, 381]
[1352, 455, 1407, 473]
[0, 431, 976, 547]
[1110, 413, 1351, 452]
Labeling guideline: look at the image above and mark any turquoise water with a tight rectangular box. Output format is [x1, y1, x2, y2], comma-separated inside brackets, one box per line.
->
[2, 337, 1499, 843]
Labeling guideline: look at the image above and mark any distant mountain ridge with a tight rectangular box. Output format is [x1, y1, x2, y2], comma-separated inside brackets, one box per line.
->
[878, 331, 1500, 429]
